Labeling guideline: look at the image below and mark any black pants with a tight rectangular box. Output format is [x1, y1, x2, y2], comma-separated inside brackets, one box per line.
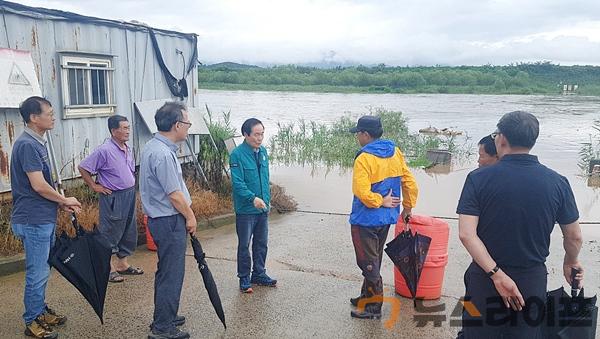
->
[351, 224, 390, 302]
[461, 262, 547, 339]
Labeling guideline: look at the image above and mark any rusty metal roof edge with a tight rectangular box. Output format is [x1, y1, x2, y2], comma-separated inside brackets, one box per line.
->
[0, 0, 198, 40]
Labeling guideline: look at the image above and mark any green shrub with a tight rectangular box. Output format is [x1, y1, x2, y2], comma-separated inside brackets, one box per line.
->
[197, 105, 236, 194]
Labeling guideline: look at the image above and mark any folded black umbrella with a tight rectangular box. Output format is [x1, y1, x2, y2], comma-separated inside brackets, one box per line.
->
[48, 215, 112, 324]
[385, 228, 431, 306]
[190, 235, 226, 329]
[544, 286, 598, 339]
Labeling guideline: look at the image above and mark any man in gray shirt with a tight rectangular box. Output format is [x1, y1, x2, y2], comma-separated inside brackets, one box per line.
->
[140, 102, 196, 339]
[11, 96, 81, 339]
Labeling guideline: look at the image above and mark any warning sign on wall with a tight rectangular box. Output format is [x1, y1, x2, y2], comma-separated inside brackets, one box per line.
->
[0, 48, 42, 108]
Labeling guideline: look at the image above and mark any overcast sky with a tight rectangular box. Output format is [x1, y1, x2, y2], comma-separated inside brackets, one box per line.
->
[16, 0, 600, 66]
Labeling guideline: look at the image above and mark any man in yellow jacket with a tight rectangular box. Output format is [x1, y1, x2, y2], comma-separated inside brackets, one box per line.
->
[348, 115, 418, 319]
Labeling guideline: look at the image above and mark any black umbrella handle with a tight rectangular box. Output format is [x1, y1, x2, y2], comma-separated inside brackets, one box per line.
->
[71, 213, 84, 236]
[403, 214, 411, 232]
[570, 267, 581, 298]
[190, 235, 206, 261]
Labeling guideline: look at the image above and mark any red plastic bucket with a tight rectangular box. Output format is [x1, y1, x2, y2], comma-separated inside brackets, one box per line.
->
[394, 215, 449, 300]
[144, 215, 157, 251]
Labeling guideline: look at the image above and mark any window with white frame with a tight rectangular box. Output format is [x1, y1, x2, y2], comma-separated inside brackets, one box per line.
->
[60, 55, 116, 117]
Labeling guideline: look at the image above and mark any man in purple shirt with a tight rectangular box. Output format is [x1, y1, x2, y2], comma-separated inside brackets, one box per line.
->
[79, 115, 143, 283]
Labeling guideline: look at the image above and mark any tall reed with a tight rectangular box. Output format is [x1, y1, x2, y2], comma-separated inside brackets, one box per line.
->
[269, 107, 461, 168]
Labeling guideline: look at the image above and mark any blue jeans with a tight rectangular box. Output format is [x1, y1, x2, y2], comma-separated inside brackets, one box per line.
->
[147, 214, 187, 333]
[236, 213, 269, 278]
[11, 223, 55, 325]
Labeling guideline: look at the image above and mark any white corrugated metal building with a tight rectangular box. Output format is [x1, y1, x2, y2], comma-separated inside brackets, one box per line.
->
[0, 0, 202, 192]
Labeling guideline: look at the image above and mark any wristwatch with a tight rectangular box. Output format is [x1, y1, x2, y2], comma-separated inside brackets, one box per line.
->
[487, 265, 499, 277]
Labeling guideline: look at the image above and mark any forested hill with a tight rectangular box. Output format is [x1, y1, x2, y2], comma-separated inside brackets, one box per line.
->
[198, 62, 600, 95]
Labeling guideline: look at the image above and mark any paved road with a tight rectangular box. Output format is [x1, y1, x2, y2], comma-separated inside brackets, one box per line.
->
[1, 212, 598, 338]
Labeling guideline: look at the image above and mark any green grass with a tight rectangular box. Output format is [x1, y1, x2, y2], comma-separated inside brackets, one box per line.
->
[579, 120, 600, 173]
[196, 105, 236, 194]
[269, 108, 464, 169]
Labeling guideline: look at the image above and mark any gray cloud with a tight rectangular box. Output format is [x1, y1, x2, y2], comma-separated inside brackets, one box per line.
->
[16, 0, 600, 66]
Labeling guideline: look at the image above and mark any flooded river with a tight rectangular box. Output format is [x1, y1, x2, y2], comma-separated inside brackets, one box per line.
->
[197, 90, 600, 225]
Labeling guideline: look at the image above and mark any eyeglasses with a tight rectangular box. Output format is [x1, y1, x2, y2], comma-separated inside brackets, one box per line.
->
[490, 130, 500, 139]
[178, 120, 192, 127]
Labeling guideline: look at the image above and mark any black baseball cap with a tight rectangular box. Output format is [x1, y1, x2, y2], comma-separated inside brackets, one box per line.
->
[349, 115, 383, 135]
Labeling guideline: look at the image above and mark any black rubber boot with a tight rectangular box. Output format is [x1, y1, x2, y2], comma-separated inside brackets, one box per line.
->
[350, 303, 382, 319]
[350, 280, 367, 306]
[350, 278, 383, 319]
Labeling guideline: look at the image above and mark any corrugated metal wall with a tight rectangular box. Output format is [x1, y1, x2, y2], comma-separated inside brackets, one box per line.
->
[0, 8, 199, 192]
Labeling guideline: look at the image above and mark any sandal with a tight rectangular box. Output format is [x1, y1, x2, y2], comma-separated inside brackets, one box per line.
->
[109, 271, 124, 283]
[117, 266, 144, 275]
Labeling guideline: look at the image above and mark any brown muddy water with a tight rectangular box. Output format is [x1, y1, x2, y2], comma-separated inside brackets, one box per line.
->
[197, 90, 600, 233]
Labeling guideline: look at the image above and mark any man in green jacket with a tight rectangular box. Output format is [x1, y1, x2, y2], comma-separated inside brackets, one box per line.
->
[230, 118, 276, 293]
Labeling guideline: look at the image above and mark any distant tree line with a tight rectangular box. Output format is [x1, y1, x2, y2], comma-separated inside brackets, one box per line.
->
[198, 61, 600, 95]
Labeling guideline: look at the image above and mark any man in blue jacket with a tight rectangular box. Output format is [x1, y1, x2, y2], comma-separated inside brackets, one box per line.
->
[349, 115, 418, 319]
[230, 118, 276, 293]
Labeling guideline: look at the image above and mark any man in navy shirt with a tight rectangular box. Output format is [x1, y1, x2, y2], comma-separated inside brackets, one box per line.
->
[11, 96, 81, 339]
[456, 111, 583, 338]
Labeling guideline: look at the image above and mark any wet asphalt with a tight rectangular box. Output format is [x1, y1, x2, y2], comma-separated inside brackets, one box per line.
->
[1, 212, 598, 338]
